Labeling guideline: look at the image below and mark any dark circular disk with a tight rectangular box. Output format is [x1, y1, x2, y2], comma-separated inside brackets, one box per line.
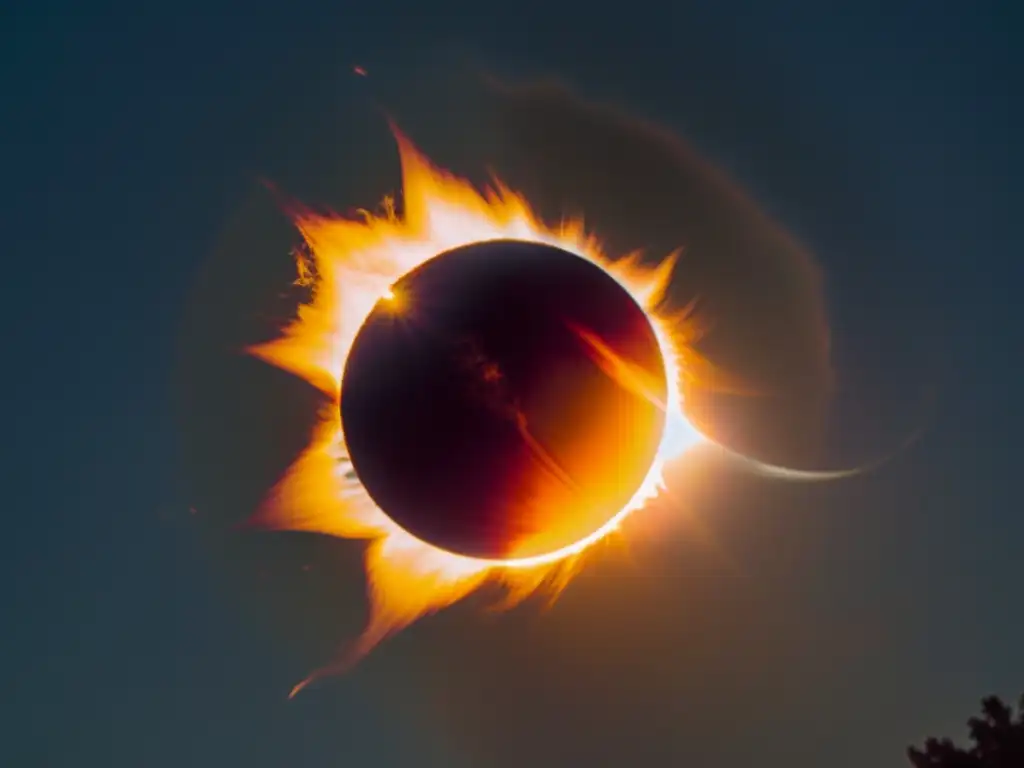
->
[340, 239, 667, 560]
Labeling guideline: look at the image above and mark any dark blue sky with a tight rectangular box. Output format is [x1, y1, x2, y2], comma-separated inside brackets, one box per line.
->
[4, 3, 1021, 766]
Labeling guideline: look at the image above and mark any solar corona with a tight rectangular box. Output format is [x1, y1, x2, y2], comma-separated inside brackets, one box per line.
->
[248, 128, 724, 695]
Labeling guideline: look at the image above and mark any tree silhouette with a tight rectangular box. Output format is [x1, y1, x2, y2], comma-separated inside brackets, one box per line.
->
[908, 694, 1024, 767]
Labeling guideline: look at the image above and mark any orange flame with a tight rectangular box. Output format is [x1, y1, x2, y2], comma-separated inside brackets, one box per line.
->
[248, 129, 707, 695]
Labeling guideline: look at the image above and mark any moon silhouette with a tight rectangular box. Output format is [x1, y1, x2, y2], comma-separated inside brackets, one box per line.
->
[341, 239, 668, 561]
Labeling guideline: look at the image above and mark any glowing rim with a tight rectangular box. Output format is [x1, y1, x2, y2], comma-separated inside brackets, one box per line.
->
[344, 239, 687, 570]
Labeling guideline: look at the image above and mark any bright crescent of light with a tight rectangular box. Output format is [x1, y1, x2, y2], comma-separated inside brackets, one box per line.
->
[698, 421, 927, 482]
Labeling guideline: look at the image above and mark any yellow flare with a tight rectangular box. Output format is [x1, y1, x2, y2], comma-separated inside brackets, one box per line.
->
[248, 128, 708, 691]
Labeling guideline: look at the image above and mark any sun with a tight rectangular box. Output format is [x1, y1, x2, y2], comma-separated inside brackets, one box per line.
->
[247, 127, 709, 696]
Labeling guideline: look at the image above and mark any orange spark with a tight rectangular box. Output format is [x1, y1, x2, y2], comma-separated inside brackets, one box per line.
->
[247, 128, 708, 694]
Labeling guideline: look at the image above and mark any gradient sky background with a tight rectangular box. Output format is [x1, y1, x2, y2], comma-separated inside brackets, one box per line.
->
[4, 3, 1022, 767]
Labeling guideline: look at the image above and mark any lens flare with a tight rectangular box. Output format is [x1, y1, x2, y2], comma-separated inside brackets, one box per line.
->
[248, 128, 712, 695]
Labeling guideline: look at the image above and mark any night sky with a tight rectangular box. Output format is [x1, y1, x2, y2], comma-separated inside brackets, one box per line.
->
[4, 3, 1022, 767]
